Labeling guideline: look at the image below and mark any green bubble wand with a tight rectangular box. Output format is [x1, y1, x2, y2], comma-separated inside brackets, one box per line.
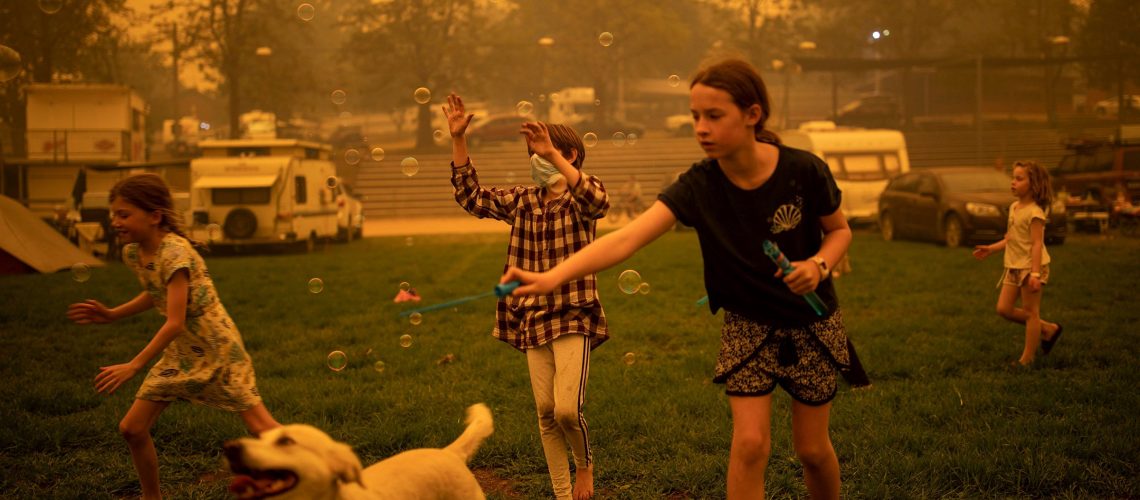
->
[763, 240, 827, 317]
[398, 281, 521, 317]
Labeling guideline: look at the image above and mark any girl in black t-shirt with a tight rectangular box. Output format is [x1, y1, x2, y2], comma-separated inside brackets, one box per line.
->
[501, 58, 862, 499]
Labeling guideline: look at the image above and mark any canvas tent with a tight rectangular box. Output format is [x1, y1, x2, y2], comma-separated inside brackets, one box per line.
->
[0, 195, 104, 274]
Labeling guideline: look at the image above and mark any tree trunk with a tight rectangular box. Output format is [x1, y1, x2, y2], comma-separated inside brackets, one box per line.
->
[415, 103, 433, 150]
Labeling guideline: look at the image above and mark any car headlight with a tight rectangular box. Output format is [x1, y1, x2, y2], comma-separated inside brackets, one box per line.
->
[966, 202, 1001, 217]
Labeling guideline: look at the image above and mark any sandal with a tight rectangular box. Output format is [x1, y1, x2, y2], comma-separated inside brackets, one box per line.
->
[1041, 324, 1063, 355]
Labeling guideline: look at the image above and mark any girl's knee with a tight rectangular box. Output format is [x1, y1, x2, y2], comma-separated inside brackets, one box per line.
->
[118, 420, 150, 443]
[732, 432, 771, 464]
[794, 442, 835, 468]
[996, 304, 1017, 320]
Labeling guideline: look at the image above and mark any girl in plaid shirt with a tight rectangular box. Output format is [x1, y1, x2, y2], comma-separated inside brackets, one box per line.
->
[443, 93, 609, 500]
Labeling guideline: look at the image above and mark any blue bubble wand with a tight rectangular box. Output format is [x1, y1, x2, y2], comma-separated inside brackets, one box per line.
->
[398, 281, 520, 317]
[763, 240, 828, 317]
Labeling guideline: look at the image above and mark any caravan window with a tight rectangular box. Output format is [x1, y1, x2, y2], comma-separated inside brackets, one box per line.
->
[295, 176, 307, 204]
[824, 153, 900, 181]
[212, 188, 270, 205]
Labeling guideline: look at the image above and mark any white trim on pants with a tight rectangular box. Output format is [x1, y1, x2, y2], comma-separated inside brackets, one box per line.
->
[526, 333, 592, 500]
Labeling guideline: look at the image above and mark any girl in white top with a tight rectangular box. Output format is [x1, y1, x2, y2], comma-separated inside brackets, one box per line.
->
[973, 161, 1063, 366]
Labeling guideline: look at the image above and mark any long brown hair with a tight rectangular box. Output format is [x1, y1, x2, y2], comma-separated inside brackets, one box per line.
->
[109, 173, 202, 247]
[1014, 160, 1054, 212]
[690, 58, 780, 144]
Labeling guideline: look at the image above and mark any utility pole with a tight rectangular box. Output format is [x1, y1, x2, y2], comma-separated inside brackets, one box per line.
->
[170, 23, 181, 140]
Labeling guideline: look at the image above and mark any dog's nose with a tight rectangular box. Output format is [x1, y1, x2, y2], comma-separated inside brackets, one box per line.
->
[223, 440, 244, 463]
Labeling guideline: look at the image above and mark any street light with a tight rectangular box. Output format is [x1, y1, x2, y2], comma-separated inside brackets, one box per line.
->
[538, 37, 554, 119]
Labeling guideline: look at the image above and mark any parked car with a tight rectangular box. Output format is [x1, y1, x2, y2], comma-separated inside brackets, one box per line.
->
[466, 113, 532, 147]
[1053, 135, 1140, 208]
[333, 179, 364, 242]
[878, 167, 1067, 247]
[1093, 95, 1140, 117]
[835, 94, 902, 129]
[664, 113, 693, 137]
[573, 118, 646, 139]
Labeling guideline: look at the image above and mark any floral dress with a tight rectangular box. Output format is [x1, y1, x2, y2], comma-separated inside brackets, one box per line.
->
[126, 233, 262, 412]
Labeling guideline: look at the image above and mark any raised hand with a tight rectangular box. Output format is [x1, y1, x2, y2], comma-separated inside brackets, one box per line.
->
[67, 299, 116, 325]
[520, 121, 557, 159]
[442, 93, 475, 138]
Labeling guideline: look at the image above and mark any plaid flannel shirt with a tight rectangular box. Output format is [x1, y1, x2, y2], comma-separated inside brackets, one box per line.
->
[452, 159, 610, 352]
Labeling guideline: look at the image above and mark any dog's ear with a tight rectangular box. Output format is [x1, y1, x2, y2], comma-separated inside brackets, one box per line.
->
[323, 441, 364, 486]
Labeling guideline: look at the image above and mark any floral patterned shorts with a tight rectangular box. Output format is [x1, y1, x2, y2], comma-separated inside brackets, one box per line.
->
[719, 312, 845, 406]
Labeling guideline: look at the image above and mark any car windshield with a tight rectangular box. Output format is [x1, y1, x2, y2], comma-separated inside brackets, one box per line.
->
[940, 171, 1010, 192]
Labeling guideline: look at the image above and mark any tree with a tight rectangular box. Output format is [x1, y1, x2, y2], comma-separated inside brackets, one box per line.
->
[0, 0, 128, 155]
[344, 0, 498, 150]
[1078, 0, 1140, 90]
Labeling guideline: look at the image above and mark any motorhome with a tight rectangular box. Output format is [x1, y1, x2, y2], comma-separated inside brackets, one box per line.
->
[189, 139, 344, 251]
[781, 121, 911, 223]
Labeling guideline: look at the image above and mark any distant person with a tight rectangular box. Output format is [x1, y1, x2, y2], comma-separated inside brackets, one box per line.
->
[499, 59, 867, 499]
[66, 174, 281, 500]
[617, 174, 644, 220]
[972, 160, 1063, 366]
[443, 93, 609, 500]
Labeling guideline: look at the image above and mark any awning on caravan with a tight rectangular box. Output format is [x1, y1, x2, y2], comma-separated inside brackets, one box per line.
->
[193, 174, 279, 189]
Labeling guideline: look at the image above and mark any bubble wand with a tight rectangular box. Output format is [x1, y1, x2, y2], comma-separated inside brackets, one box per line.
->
[398, 281, 520, 317]
[762, 240, 827, 317]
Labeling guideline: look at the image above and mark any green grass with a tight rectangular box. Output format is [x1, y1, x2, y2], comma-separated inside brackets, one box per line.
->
[1, 230, 1138, 499]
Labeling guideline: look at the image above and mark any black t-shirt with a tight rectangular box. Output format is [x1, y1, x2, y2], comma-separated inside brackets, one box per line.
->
[658, 145, 843, 328]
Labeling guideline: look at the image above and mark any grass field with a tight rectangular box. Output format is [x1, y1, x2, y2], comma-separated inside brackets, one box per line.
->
[1, 229, 1138, 499]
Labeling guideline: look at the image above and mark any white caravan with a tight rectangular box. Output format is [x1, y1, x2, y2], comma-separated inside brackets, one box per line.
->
[781, 121, 911, 223]
[189, 139, 341, 251]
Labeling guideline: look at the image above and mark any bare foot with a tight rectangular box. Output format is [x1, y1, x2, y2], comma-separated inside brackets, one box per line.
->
[573, 465, 594, 500]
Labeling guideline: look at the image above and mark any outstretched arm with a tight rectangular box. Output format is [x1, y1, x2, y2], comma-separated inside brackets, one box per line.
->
[502, 201, 676, 295]
[67, 291, 153, 325]
[972, 237, 1007, 260]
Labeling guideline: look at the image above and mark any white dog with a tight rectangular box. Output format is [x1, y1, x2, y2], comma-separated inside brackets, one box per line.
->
[224, 403, 493, 500]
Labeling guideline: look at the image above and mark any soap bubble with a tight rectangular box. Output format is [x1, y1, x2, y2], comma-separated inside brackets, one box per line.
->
[622, 352, 636, 365]
[505, 171, 515, 183]
[296, 3, 315, 21]
[583, 132, 598, 148]
[626, 133, 639, 146]
[0, 45, 21, 82]
[372, 360, 386, 373]
[400, 334, 413, 348]
[516, 100, 533, 116]
[598, 32, 614, 47]
[611, 132, 626, 147]
[326, 176, 338, 189]
[637, 282, 651, 295]
[330, 89, 346, 105]
[405, 236, 414, 246]
[538, 94, 547, 102]
[409, 312, 423, 325]
[38, 0, 63, 15]
[668, 74, 681, 87]
[370, 147, 385, 161]
[401, 157, 420, 177]
[413, 87, 431, 104]
[594, 99, 601, 106]
[344, 149, 360, 165]
[617, 270, 642, 295]
[399, 281, 411, 292]
[326, 351, 347, 371]
[71, 263, 91, 283]
[433, 129, 446, 143]
[206, 223, 222, 242]
[308, 278, 324, 294]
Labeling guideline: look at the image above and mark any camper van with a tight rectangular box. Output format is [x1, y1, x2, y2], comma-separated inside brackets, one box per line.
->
[189, 139, 344, 251]
[781, 121, 911, 223]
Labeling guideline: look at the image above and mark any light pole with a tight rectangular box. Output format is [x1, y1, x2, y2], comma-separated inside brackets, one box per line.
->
[1044, 35, 1069, 126]
[538, 36, 554, 120]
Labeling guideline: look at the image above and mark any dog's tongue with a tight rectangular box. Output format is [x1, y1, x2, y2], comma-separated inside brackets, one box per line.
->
[228, 474, 274, 498]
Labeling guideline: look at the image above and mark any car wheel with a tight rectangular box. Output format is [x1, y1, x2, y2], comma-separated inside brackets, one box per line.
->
[943, 214, 964, 248]
[880, 212, 896, 241]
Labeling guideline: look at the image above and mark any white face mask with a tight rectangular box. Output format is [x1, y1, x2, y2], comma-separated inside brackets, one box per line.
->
[530, 153, 564, 188]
